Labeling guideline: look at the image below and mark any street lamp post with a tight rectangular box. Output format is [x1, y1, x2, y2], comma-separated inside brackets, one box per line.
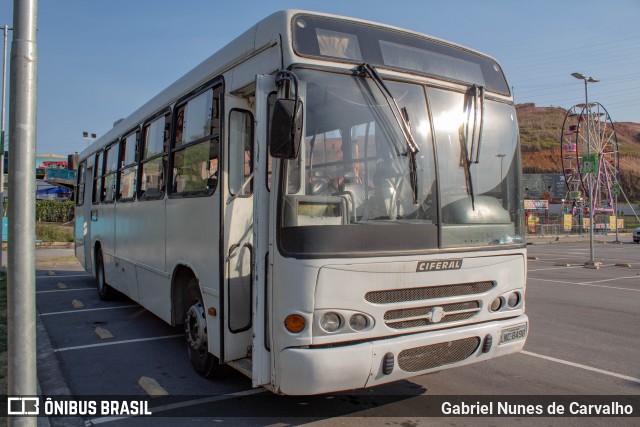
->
[0, 24, 12, 269]
[571, 72, 599, 268]
[546, 185, 552, 224]
[578, 197, 583, 236]
[8, 0, 39, 413]
[613, 180, 621, 244]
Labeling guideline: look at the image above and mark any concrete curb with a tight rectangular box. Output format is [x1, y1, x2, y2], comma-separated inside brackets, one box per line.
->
[2, 242, 74, 250]
[35, 242, 74, 248]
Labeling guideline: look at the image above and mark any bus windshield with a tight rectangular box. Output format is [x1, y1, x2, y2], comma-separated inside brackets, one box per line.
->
[278, 68, 523, 257]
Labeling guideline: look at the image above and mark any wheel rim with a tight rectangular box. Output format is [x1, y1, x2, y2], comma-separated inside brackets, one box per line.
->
[185, 301, 207, 354]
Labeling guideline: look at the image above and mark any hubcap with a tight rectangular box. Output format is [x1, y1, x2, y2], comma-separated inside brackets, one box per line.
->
[185, 301, 207, 352]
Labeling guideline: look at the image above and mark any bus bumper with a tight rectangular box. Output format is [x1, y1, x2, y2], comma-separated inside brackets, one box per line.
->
[277, 315, 528, 395]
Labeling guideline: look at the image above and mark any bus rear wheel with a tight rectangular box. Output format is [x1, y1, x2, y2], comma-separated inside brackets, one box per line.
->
[96, 250, 115, 301]
[184, 279, 221, 378]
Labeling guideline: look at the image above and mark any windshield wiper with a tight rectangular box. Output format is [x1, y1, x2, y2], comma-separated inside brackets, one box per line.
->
[463, 84, 485, 210]
[469, 84, 485, 164]
[357, 63, 419, 204]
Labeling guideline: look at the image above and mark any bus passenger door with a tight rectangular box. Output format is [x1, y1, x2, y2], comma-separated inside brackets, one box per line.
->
[222, 94, 255, 363]
[74, 162, 93, 272]
[82, 166, 93, 271]
[252, 75, 277, 387]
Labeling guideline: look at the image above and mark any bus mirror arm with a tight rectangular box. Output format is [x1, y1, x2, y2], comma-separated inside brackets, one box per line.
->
[270, 71, 304, 159]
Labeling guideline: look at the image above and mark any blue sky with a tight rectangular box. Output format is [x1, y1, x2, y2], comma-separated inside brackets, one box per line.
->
[1, 0, 639, 155]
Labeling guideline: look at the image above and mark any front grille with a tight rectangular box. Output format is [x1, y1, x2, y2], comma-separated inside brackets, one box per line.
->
[397, 337, 481, 372]
[384, 301, 480, 329]
[365, 281, 494, 304]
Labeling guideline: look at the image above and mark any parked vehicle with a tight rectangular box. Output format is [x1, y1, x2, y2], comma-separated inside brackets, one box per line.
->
[74, 10, 527, 395]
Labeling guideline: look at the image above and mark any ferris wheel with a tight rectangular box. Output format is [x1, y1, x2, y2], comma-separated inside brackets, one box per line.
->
[560, 102, 620, 214]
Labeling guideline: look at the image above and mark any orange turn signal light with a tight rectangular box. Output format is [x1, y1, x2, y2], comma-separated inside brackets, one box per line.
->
[284, 314, 306, 333]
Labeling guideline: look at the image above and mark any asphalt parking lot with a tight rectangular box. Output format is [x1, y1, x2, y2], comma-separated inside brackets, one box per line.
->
[31, 236, 640, 426]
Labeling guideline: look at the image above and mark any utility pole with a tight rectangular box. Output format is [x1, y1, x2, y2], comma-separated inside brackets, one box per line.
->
[1, 24, 12, 269]
[8, 1, 38, 426]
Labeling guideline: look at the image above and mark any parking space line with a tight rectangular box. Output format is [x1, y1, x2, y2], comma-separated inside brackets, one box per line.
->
[528, 277, 640, 292]
[528, 258, 585, 265]
[521, 350, 640, 385]
[40, 305, 138, 317]
[528, 265, 583, 272]
[54, 334, 183, 353]
[530, 253, 587, 259]
[85, 388, 265, 425]
[37, 273, 93, 279]
[583, 274, 640, 284]
[36, 287, 95, 294]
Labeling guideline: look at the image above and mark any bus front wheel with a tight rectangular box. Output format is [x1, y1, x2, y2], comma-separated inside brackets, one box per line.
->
[184, 279, 221, 378]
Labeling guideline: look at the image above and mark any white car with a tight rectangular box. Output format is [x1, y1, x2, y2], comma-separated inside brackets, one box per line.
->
[634, 227, 640, 243]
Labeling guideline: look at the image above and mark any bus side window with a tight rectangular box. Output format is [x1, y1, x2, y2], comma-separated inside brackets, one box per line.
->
[102, 143, 119, 203]
[228, 109, 254, 197]
[139, 112, 169, 200]
[118, 131, 138, 201]
[170, 85, 221, 196]
[76, 162, 86, 206]
[92, 151, 103, 204]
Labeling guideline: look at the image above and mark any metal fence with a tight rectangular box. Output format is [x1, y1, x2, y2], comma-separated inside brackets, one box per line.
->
[526, 223, 633, 236]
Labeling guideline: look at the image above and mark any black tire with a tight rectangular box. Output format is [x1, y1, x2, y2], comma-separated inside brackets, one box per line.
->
[184, 278, 222, 378]
[95, 250, 115, 301]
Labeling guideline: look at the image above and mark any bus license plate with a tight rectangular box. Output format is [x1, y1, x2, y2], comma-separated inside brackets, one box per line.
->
[499, 323, 527, 345]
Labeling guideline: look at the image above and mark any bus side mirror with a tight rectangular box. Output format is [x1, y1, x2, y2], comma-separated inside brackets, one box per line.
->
[270, 98, 303, 159]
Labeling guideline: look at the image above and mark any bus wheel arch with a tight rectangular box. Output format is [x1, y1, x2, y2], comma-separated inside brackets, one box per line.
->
[171, 265, 222, 378]
[171, 264, 198, 326]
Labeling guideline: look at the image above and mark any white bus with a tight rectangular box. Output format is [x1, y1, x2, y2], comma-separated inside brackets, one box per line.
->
[74, 10, 528, 395]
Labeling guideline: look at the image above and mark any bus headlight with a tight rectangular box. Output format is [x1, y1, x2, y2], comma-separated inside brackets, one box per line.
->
[349, 314, 368, 331]
[490, 297, 503, 312]
[320, 312, 342, 333]
[507, 292, 521, 308]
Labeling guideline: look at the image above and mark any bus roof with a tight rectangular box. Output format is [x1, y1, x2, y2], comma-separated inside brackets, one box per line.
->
[80, 9, 503, 158]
